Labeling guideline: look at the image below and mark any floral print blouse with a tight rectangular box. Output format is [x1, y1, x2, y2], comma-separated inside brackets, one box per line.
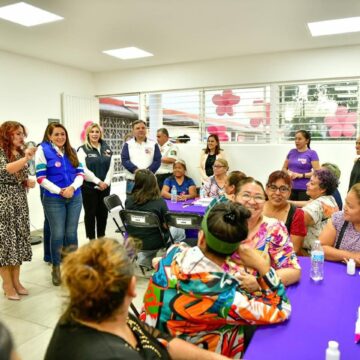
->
[224, 216, 300, 275]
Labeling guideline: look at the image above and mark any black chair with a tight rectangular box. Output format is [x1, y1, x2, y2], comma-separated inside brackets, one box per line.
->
[103, 194, 126, 236]
[119, 209, 172, 274]
[165, 211, 203, 247]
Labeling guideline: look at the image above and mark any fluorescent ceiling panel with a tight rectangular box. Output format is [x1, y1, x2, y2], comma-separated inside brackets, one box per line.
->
[0, 2, 63, 27]
[103, 47, 153, 60]
[308, 17, 360, 36]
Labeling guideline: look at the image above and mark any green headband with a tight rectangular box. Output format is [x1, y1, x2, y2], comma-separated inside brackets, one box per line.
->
[201, 211, 240, 255]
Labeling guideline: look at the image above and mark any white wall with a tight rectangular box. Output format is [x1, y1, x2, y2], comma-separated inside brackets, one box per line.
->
[94, 45, 359, 202]
[94, 45, 360, 94]
[176, 143, 354, 202]
[0, 50, 95, 229]
[2, 44, 359, 230]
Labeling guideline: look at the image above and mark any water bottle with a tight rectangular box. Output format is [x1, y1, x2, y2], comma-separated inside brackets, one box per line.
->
[310, 240, 324, 281]
[171, 185, 177, 203]
[199, 187, 205, 199]
[325, 340, 340, 360]
[347, 259, 356, 275]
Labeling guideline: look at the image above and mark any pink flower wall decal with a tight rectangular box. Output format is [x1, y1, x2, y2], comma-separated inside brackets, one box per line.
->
[212, 90, 240, 116]
[324, 106, 357, 138]
[249, 100, 270, 128]
[207, 126, 229, 142]
[80, 120, 94, 142]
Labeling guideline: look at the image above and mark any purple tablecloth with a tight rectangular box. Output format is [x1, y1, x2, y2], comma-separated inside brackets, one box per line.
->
[245, 257, 360, 360]
[165, 199, 206, 216]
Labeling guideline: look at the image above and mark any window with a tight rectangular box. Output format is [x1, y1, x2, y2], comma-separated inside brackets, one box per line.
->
[204, 86, 270, 143]
[99, 95, 140, 182]
[145, 91, 200, 143]
[278, 80, 359, 141]
[103, 78, 360, 147]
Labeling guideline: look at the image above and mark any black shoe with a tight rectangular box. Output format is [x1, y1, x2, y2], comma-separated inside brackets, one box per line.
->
[52, 265, 61, 286]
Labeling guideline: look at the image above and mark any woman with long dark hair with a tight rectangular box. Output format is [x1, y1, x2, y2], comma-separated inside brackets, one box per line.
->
[199, 134, 226, 183]
[125, 169, 170, 269]
[35, 123, 84, 286]
[282, 129, 320, 201]
[0, 121, 36, 300]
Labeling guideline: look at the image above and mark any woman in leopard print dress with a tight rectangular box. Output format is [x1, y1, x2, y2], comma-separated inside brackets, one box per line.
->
[0, 121, 36, 300]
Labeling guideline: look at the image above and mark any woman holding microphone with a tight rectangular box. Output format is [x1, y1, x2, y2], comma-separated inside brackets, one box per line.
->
[0, 121, 36, 300]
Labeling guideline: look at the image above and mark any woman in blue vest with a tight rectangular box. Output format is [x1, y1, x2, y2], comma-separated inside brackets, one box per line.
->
[77, 123, 114, 240]
[35, 123, 84, 286]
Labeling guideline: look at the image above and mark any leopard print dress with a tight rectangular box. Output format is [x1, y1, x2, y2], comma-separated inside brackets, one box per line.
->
[0, 148, 32, 266]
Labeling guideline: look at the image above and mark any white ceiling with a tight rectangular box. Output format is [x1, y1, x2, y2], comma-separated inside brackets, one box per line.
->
[1, 0, 360, 73]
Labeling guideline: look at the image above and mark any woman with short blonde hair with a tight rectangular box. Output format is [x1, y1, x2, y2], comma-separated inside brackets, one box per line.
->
[77, 123, 114, 240]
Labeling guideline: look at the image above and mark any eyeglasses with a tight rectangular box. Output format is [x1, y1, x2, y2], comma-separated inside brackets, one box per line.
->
[267, 184, 290, 194]
[238, 193, 266, 204]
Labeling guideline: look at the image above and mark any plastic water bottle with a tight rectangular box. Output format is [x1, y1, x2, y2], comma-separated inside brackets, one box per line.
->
[199, 187, 205, 199]
[171, 185, 177, 203]
[310, 240, 324, 281]
[326, 340, 340, 360]
[347, 259, 356, 275]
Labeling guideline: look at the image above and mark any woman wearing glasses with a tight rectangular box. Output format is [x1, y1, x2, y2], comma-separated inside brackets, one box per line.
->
[263, 171, 306, 255]
[202, 159, 229, 198]
[231, 177, 300, 292]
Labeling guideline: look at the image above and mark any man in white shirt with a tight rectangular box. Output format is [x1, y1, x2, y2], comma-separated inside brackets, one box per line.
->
[121, 120, 161, 195]
[155, 128, 179, 189]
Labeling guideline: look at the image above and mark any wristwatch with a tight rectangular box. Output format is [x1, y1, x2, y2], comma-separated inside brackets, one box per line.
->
[302, 173, 306, 179]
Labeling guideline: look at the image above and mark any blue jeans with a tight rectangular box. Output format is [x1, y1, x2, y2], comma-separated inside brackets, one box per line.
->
[40, 188, 51, 262]
[43, 194, 82, 265]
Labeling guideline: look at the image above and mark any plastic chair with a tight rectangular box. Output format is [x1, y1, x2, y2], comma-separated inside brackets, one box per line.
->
[119, 209, 172, 275]
[119, 209, 169, 246]
[103, 194, 126, 236]
[165, 211, 203, 247]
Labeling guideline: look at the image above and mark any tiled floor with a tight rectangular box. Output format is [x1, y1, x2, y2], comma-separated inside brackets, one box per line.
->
[0, 206, 150, 360]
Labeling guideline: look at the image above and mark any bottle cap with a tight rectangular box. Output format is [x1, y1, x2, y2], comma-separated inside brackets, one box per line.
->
[328, 340, 339, 349]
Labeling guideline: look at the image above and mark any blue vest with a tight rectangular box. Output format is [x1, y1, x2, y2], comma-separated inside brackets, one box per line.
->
[79, 141, 112, 189]
[42, 142, 81, 198]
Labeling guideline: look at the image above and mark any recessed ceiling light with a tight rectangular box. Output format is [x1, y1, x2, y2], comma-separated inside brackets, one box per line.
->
[103, 47, 153, 60]
[0, 2, 63, 27]
[308, 16, 360, 36]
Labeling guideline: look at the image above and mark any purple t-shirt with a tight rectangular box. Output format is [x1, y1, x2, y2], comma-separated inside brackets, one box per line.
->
[287, 148, 319, 190]
[332, 211, 360, 252]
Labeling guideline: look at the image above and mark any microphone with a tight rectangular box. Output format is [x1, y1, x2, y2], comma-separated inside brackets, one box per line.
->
[24, 141, 37, 176]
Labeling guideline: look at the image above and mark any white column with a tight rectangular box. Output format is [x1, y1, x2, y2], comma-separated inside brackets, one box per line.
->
[148, 93, 163, 139]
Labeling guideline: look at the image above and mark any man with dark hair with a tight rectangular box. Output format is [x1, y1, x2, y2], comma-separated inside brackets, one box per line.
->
[121, 120, 161, 196]
[156, 128, 179, 189]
